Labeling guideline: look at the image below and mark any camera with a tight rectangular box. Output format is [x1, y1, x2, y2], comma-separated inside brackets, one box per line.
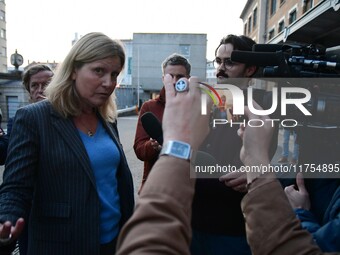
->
[231, 43, 340, 165]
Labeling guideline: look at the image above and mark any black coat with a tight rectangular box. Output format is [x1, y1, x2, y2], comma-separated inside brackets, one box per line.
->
[0, 100, 134, 255]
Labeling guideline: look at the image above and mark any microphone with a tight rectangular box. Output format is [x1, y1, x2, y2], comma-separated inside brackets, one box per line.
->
[141, 112, 163, 145]
[252, 44, 283, 52]
[141, 112, 217, 166]
[231, 50, 281, 66]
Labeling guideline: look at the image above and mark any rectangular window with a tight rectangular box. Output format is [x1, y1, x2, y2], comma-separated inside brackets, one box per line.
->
[0, 29, 5, 39]
[248, 16, 252, 34]
[1, 46, 6, 57]
[303, 0, 313, 13]
[289, 9, 297, 24]
[6, 96, 19, 118]
[0, 11, 5, 21]
[179, 45, 190, 58]
[244, 23, 247, 35]
[253, 8, 257, 27]
[128, 57, 132, 75]
[278, 20, 285, 33]
[268, 29, 275, 40]
[270, 0, 277, 15]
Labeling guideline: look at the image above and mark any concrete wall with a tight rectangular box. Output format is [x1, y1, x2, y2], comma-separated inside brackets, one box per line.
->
[0, 1, 7, 73]
[132, 33, 207, 92]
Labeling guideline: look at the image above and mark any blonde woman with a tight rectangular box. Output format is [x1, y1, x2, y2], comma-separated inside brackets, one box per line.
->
[0, 32, 134, 255]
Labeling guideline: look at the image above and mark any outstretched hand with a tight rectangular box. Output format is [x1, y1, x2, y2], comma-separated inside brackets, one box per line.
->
[284, 173, 311, 210]
[0, 218, 25, 246]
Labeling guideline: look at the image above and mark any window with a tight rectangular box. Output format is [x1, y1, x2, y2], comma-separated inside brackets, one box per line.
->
[303, 0, 313, 13]
[270, 0, 277, 15]
[278, 20, 285, 33]
[268, 29, 275, 40]
[0, 29, 5, 39]
[289, 9, 297, 24]
[7, 96, 19, 118]
[244, 23, 248, 35]
[1, 46, 6, 57]
[179, 45, 190, 58]
[248, 16, 252, 34]
[128, 57, 132, 75]
[253, 8, 257, 27]
[0, 11, 5, 21]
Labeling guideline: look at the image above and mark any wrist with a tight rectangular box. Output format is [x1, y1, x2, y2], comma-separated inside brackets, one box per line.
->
[245, 159, 271, 185]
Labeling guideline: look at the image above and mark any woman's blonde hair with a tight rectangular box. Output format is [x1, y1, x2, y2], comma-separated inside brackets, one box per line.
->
[45, 32, 125, 122]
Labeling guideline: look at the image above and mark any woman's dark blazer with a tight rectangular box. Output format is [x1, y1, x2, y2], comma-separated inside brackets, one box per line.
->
[0, 100, 134, 255]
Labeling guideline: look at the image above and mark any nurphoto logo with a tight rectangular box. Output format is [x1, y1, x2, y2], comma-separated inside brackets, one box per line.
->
[200, 83, 311, 128]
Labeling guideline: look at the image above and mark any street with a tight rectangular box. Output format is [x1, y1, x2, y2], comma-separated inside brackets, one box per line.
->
[116, 116, 143, 200]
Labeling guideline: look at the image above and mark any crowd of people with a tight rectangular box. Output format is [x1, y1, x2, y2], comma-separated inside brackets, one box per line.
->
[0, 31, 338, 255]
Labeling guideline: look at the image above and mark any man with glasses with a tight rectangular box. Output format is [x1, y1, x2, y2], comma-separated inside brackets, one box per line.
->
[190, 35, 258, 255]
[214, 35, 257, 84]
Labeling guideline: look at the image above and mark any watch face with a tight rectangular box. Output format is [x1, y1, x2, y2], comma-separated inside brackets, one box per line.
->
[161, 140, 191, 160]
[171, 142, 189, 154]
[169, 141, 191, 159]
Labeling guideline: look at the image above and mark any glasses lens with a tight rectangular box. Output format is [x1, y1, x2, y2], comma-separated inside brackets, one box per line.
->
[213, 59, 221, 69]
[224, 59, 235, 69]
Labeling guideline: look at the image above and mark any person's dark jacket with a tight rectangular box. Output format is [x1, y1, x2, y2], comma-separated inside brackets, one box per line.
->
[0, 132, 8, 165]
[0, 100, 134, 255]
[134, 87, 166, 192]
[295, 180, 340, 252]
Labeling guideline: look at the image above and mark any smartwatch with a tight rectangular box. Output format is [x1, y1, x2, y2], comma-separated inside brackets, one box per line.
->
[160, 140, 191, 161]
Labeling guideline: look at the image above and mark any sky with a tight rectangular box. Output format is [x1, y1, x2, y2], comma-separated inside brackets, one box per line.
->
[6, 0, 247, 67]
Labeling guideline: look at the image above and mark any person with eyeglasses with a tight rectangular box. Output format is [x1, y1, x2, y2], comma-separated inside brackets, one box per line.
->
[214, 35, 257, 85]
[190, 34, 265, 255]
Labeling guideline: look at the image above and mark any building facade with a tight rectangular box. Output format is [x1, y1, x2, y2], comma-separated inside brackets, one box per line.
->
[206, 60, 216, 84]
[0, 72, 27, 125]
[131, 33, 207, 100]
[240, 0, 339, 47]
[0, 0, 6, 73]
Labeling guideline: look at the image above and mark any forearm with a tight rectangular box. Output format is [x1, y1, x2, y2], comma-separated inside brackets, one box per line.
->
[117, 156, 194, 255]
[242, 177, 326, 255]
